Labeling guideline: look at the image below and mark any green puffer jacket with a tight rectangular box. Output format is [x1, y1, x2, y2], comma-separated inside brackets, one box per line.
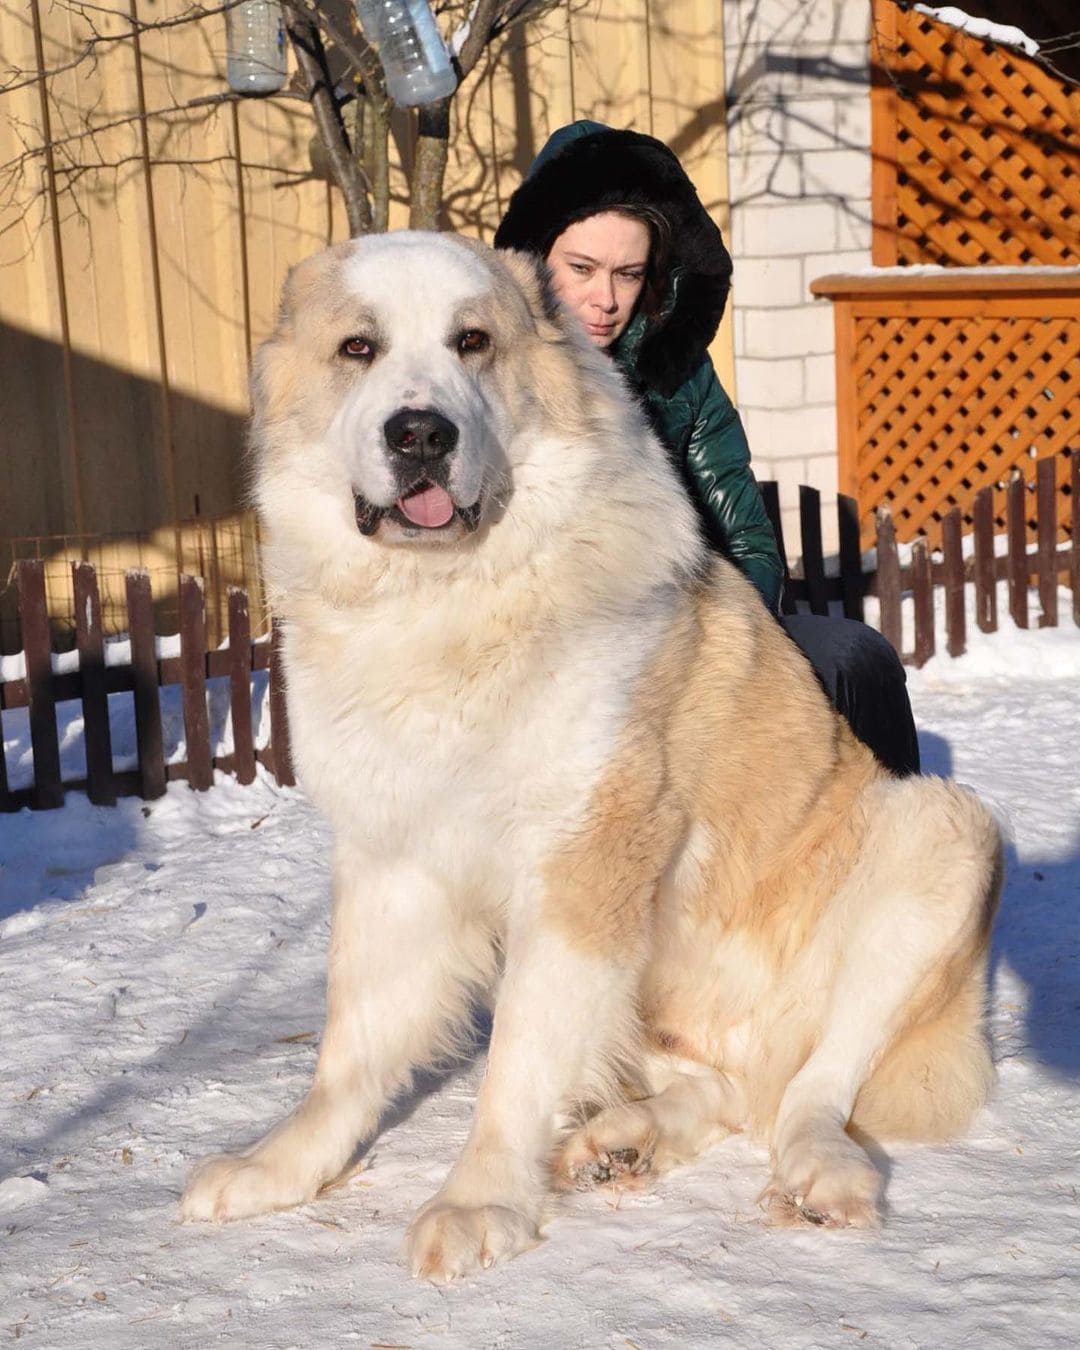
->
[494, 120, 785, 613]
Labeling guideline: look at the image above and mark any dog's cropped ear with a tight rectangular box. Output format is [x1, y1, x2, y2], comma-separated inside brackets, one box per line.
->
[495, 249, 565, 337]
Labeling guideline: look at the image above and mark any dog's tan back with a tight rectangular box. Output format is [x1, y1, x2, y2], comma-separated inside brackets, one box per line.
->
[181, 233, 1002, 1276]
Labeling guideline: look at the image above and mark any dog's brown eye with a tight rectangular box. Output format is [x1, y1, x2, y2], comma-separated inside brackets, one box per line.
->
[341, 336, 375, 360]
[457, 329, 490, 354]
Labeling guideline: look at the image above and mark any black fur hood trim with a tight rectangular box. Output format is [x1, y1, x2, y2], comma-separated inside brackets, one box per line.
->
[493, 122, 733, 397]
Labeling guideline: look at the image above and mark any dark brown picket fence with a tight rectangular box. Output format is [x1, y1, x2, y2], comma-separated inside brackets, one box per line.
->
[0, 562, 293, 812]
[1, 455, 1076, 810]
[762, 451, 1079, 668]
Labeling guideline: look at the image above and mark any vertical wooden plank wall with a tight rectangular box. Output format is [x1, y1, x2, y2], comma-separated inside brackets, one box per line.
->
[3, 2, 734, 543]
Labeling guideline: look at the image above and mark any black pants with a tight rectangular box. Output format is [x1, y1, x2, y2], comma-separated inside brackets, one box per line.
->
[780, 614, 920, 776]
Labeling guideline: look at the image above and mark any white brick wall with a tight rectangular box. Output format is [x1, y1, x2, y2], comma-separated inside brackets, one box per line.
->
[723, 0, 873, 557]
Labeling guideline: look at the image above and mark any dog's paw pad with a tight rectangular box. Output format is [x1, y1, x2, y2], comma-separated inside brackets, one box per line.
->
[760, 1175, 881, 1231]
[566, 1145, 652, 1190]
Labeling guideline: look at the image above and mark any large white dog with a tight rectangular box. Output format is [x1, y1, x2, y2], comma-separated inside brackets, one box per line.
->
[181, 233, 1002, 1281]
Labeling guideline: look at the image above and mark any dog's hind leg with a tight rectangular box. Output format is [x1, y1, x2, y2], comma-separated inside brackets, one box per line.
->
[764, 779, 1001, 1230]
[554, 1057, 744, 1191]
[181, 851, 493, 1223]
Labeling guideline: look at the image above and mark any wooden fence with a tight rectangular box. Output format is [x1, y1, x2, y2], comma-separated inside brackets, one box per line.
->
[766, 453, 1079, 670]
[1, 459, 1077, 810]
[0, 560, 293, 813]
[810, 270, 1080, 553]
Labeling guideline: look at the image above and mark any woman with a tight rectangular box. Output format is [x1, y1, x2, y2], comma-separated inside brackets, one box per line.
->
[494, 120, 919, 776]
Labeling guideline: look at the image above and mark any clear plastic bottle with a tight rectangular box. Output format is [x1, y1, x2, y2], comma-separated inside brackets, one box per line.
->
[356, 0, 458, 106]
[226, 1, 288, 96]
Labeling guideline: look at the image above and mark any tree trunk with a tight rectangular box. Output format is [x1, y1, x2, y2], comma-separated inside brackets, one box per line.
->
[362, 93, 393, 233]
[286, 15, 372, 236]
[410, 97, 452, 230]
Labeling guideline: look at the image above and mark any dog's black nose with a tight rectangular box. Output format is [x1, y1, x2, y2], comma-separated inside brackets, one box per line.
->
[383, 409, 459, 462]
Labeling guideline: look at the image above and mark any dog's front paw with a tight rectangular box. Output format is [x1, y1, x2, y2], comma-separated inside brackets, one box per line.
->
[405, 1202, 539, 1282]
[180, 1151, 314, 1223]
[765, 1128, 882, 1230]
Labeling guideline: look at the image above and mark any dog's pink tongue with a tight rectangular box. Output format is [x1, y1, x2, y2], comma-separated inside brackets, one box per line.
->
[397, 484, 455, 528]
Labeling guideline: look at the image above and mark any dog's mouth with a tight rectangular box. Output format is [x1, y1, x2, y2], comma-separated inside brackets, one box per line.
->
[354, 481, 482, 537]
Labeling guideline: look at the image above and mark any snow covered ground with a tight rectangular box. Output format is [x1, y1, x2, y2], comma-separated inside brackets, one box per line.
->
[2, 616, 1079, 1348]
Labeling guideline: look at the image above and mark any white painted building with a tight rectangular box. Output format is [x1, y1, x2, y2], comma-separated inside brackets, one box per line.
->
[722, 0, 875, 553]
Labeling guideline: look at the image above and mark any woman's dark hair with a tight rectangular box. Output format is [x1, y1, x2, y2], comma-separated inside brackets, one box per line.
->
[609, 203, 671, 320]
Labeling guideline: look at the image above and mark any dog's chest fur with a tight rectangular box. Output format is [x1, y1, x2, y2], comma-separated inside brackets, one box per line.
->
[282, 581, 676, 910]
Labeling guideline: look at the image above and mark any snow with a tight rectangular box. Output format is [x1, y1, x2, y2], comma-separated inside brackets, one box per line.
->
[449, 0, 483, 58]
[818, 265, 1080, 279]
[912, 5, 1041, 57]
[2, 618, 1080, 1345]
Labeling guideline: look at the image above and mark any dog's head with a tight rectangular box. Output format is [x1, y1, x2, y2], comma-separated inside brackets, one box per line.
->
[251, 231, 701, 608]
[252, 233, 584, 551]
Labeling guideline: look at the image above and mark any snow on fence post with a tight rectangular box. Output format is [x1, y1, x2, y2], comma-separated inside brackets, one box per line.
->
[1036, 457, 1058, 629]
[125, 569, 167, 801]
[16, 560, 63, 810]
[228, 587, 256, 786]
[73, 561, 116, 806]
[912, 538, 935, 668]
[837, 494, 864, 623]
[973, 487, 997, 634]
[942, 506, 966, 660]
[1072, 451, 1080, 629]
[875, 507, 902, 657]
[269, 618, 295, 788]
[179, 574, 213, 791]
[799, 486, 828, 617]
[1006, 474, 1029, 631]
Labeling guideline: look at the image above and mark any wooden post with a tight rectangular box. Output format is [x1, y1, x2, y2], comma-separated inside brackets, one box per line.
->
[972, 486, 997, 633]
[837, 493, 865, 622]
[228, 587, 256, 786]
[1006, 473, 1029, 630]
[1036, 456, 1058, 629]
[759, 480, 796, 615]
[941, 507, 965, 659]
[800, 485, 828, 616]
[269, 617, 295, 788]
[869, 0, 900, 266]
[1072, 450, 1080, 628]
[911, 538, 935, 668]
[179, 575, 213, 791]
[0, 699, 9, 810]
[125, 570, 166, 800]
[876, 507, 902, 658]
[73, 562, 116, 806]
[17, 560, 63, 809]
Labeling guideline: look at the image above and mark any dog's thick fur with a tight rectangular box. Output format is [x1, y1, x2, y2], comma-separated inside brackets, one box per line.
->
[181, 233, 1002, 1281]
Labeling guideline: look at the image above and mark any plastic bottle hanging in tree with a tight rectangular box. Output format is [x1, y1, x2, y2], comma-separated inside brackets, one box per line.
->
[356, 0, 458, 107]
[226, 1, 288, 95]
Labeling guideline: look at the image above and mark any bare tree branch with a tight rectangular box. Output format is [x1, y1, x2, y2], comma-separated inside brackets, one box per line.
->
[284, 7, 372, 234]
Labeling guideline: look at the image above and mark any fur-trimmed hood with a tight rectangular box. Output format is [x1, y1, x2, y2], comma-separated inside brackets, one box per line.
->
[493, 121, 733, 398]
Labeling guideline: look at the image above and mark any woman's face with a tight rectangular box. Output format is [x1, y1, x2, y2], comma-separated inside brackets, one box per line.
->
[545, 212, 651, 349]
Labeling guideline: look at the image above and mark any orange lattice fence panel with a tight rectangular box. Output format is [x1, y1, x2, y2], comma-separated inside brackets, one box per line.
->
[812, 275, 1079, 552]
[871, 1, 1080, 267]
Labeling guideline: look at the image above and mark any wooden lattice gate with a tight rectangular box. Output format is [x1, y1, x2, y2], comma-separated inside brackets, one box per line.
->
[820, 2, 1080, 550]
[871, 0, 1080, 268]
